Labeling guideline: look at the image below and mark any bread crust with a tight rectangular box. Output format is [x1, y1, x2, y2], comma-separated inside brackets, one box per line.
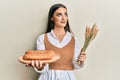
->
[23, 50, 55, 60]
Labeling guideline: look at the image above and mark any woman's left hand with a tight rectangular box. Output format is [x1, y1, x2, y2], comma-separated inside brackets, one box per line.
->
[77, 52, 87, 63]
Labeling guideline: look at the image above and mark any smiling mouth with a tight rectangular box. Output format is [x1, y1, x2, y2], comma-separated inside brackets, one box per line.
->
[60, 21, 66, 24]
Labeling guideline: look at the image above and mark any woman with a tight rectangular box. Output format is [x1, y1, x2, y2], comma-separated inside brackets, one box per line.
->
[30, 3, 87, 80]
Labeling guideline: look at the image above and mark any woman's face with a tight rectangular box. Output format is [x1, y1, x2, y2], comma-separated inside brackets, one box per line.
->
[51, 7, 68, 28]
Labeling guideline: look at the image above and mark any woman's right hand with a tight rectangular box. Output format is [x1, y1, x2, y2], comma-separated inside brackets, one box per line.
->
[31, 60, 46, 70]
[26, 60, 46, 71]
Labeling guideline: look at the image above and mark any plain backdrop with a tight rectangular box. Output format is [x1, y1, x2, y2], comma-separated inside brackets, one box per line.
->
[0, 0, 120, 80]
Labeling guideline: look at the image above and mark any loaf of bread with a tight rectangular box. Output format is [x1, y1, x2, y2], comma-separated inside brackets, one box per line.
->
[23, 50, 55, 60]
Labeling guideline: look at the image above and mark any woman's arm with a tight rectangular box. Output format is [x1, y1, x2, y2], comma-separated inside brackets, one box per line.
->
[33, 34, 49, 73]
[72, 37, 86, 69]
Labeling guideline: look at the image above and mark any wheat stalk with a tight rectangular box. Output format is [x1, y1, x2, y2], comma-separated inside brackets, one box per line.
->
[77, 23, 99, 65]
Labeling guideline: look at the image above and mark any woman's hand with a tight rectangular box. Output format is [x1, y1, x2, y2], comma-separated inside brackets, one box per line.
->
[77, 52, 87, 65]
[26, 60, 46, 71]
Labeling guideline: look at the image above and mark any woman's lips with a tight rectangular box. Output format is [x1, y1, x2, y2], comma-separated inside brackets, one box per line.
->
[60, 21, 66, 24]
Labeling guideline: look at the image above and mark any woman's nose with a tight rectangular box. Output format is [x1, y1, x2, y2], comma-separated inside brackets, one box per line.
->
[61, 15, 66, 20]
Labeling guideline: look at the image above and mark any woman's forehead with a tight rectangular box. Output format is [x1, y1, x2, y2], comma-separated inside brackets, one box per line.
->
[54, 7, 67, 13]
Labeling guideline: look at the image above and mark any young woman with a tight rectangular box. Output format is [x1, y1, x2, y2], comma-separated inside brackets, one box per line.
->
[30, 3, 87, 80]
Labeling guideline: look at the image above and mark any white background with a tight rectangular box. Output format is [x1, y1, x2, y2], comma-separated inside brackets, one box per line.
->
[0, 0, 120, 80]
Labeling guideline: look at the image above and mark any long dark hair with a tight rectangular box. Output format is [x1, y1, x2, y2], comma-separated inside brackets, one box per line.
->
[45, 3, 71, 33]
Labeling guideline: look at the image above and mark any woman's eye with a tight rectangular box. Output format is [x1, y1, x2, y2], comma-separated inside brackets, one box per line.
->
[56, 13, 68, 17]
[57, 13, 62, 17]
[65, 13, 68, 16]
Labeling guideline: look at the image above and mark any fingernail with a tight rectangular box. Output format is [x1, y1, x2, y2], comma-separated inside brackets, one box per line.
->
[26, 64, 28, 67]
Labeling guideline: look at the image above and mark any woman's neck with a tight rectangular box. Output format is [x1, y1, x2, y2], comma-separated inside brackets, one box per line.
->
[53, 27, 66, 42]
[53, 27, 66, 37]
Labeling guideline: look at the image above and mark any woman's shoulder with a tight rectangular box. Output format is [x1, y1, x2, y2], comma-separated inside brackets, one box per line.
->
[38, 34, 45, 39]
[37, 32, 50, 40]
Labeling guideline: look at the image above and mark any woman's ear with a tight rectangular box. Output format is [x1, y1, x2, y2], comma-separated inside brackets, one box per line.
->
[51, 17, 53, 21]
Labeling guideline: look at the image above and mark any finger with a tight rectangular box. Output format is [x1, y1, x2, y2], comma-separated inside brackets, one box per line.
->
[80, 52, 86, 55]
[38, 60, 41, 68]
[39, 60, 45, 68]
[31, 60, 35, 67]
[40, 61, 43, 68]
[80, 55, 84, 57]
[40, 62, 42, 68]
[79, 54, 85, 58]
[81, 56, 87, 59]
[78, 56, 86, 60]
[78, 58, 85, 62]
[35, 60, 39, 67]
